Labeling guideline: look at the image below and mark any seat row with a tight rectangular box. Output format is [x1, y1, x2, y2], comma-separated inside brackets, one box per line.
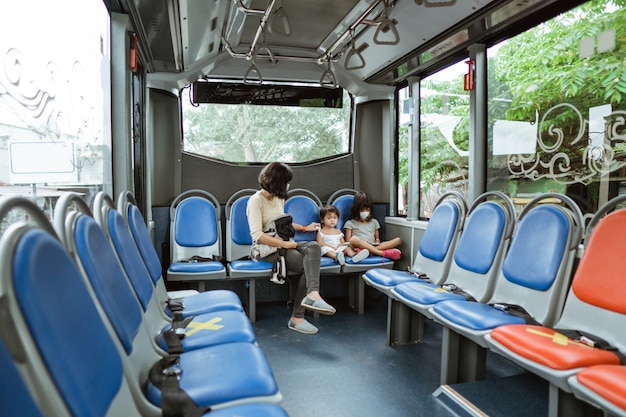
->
[0, 192, 289, 417]
[167, 188, 395, 320]
[364, 191, 626, 417]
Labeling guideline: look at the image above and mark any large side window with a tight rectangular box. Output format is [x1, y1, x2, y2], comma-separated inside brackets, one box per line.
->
[487, 0, 626, 216]
[0, 0, 111, 217]
[397, 61, 471, 218]
[418, 62, 470, 218]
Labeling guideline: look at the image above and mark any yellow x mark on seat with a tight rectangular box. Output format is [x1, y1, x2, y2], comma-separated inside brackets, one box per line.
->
[525, 328, 593, 349]
[185, 317, 224, 337]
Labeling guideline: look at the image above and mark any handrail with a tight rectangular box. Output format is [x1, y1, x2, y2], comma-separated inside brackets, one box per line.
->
[585, 194, 626, 245]
[92, 191, 117, 230]
[320, 59, 338, 88]
[327, 188, 358, 206]
[433, 190, 468, 232]
[53, 192, 93, 245]
[224, 0, 388, 69]
[0, 195, 57, 238]
[115, 190, 138, 223]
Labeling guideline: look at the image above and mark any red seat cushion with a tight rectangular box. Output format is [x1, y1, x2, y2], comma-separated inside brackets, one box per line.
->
[490, 324, 621, 370]
[572, 210, 626, 315]
[576, 365, 626, 411]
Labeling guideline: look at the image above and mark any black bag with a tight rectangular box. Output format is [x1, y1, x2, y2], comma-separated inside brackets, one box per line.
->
[251, 213, 296, 259]
[272, 214, 295, 241]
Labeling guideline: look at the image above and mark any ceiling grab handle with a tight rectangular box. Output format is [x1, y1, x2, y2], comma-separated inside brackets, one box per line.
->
[373, 17, 400, 45]
[320, 59, 338, 89]
[244, 60, 263, 85]
[373, 1, 400, 46]
[257, 44, 276, 64]
[344, 31, 366, 70]
[257, 27, 277, 64]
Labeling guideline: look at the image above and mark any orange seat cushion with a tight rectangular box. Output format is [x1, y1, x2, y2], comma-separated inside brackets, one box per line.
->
[572, 210, 626, 315]
[491, 324, 621, 370]
[576, 365, 626, 411]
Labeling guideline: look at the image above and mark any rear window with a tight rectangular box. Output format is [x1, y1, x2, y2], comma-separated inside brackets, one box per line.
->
[182, 84, 351, 163]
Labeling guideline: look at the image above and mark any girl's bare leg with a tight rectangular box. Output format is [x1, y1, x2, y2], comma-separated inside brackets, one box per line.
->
[326, 252, 338, 260]
[349, 236, 384, 256]
[376, 237, 402, 250]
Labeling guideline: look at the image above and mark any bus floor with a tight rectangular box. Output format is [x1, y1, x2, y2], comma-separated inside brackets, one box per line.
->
[252, 293, 549, 417]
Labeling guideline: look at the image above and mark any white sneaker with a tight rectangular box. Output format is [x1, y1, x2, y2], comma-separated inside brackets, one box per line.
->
[335, 250, 345, 265]
[351, 249, 369, 263]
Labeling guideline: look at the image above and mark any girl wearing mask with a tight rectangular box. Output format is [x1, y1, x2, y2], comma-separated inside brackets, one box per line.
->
[344, 191, 402, 260]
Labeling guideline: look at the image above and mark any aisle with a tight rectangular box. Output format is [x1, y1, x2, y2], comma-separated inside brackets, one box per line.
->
[252, 296, 451, 417]
[252, 294, 547, 417]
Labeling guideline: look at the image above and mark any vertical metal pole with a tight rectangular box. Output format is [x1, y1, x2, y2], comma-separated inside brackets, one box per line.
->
[468, 44, 487, 202]
[407, 76, 421, 219]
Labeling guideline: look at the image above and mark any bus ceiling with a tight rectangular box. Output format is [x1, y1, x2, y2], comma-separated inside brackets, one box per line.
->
[108, 0, 587, 92]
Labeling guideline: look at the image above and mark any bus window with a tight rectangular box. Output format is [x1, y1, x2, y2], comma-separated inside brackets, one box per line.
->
[397, 86, 410, 216]
[181, 86, 351, 163]
[419, 62, 470, 218]
[0, 0, 111, 213]
[487, 1, 626, 216]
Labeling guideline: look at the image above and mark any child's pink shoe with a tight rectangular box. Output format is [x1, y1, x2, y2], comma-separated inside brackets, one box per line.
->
[382, 249, 401, 260]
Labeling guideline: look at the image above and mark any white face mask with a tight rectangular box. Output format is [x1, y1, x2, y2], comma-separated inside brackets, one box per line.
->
[360, 211, 370, 220]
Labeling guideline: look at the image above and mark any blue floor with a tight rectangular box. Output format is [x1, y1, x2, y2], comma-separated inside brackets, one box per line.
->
[252, 293, 549, 417]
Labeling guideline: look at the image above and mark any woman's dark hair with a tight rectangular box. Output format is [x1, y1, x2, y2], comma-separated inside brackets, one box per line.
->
[349, 191, 373, 221]
[319, 205, 340, 222]
[258, 162, 293, 200]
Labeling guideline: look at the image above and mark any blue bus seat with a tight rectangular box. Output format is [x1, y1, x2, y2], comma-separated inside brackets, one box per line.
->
[287, 189, 323, 241]
[486, 195, 626, 417]
[167, 190, 227, 291]
[70, 192, 256, 355]
[363, 191, 467, 297]
[386, 191, 514, 345]
[430, 193, 584, 385]
[0, 196, 139, 416]
[56, 194, 282, 412]
[208, 403, 290, 417]
[327, 188, 359, 229]
[116, 191, 244, 319]
[225, 189, 273, 322]
[329, 190, 395, 274]
[328, 189, 397, 313]
[0, 195, 290, 417]
[285, 188, 341, 274]
[568, 365, 626, 417]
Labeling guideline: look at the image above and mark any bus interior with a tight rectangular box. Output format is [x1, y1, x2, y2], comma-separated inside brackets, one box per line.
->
[2, 0, 626, 416]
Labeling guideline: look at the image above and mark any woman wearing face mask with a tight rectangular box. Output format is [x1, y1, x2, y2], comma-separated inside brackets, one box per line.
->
[247, 162, 334, 335]
[344, 191, 402, 260]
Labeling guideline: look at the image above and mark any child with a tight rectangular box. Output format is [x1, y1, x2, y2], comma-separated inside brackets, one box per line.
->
[344, 191, 402, 260]
[317, 205, 369, 265]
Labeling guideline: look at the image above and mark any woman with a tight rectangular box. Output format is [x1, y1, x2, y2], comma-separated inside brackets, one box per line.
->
[247, 162, 335, 335]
